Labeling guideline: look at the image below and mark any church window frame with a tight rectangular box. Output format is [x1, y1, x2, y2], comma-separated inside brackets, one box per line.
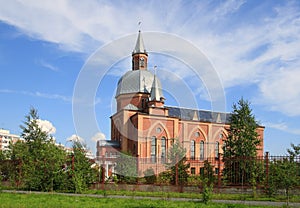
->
[200, 141, 204, 160]
[161, 137, 166, 162]
[191, 140, 195, 160]
[215, 141, 219, 158]
[151, 136, 157, 163]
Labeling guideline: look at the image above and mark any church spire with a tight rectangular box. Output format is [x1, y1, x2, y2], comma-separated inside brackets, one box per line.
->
[132, 30, 147, 55]
[150, 75, 161, 101]
[149, 74, 164, 107]
[132, 30, 148, 70]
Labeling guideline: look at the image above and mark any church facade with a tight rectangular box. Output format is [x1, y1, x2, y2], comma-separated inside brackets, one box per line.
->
[96, 31, 264, 177]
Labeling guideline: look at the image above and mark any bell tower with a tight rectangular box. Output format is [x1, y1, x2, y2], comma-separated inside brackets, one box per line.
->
[132, 30, 148, 70]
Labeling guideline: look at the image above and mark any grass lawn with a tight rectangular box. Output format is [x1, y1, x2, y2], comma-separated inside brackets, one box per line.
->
[0, 192, 273, 208]
[85, 189, 300, 203]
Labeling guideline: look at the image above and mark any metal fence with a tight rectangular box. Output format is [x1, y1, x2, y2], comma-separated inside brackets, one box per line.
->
[1, 153, 300, 192]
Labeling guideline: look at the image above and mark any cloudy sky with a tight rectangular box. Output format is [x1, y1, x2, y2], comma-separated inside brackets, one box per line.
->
[0, 0, 300, 155]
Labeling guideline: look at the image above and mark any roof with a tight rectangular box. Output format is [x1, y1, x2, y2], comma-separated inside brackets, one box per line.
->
[124, 103, 139, 110]
[168, 106, 231, 123]
[132, 30, 147, 54]
[150, 75, 164, 101]
[116, 70, 163, 97]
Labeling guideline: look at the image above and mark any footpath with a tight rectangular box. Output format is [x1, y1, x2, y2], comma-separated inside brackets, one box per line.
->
[3, 190, 300, 207]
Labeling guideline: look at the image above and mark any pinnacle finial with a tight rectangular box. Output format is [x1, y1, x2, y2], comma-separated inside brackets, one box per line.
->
[150, 70, 164, 102]
[133, 30, 147, 55]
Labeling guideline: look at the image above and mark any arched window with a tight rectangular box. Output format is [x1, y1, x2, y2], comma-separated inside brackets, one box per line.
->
[151, 136, 157, 163]
[191, 140, 195, 160]
[200, 141, 204, 160]
[139, 57, 145, 67]
[133, 143, 136, 154]
[215, 142, 219, 158]
[223, 141, 226, 152]
[161, 137, 166, 162]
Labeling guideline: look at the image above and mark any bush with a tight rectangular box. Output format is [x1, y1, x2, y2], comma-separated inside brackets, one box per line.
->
[143, 168, 156, 184]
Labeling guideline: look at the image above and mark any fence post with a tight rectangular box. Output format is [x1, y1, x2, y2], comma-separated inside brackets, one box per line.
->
[102, 155, 105, 190]
[136, 154, 139, 184]
[218, 153, 221, 191]
[18, 159, 22, 188]
[265, 152, 269, 190]
[175, 155, 178, 186]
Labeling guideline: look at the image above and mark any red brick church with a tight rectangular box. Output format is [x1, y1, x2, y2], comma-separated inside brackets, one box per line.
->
[96, 31, 264, 178]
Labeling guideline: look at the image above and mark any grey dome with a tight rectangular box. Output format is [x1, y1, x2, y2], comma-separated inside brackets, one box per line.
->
[116, 70, 163, 98]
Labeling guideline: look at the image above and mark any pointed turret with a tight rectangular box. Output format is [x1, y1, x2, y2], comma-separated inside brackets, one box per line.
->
[148, 75, 164, 107]
[132, 30, 147, 55]
[150, 75, 162, 101]
[132, 31, 148, 70]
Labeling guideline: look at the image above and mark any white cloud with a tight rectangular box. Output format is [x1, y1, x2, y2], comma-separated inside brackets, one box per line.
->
[38, 59, 59, 71]
[1, 0, 300, 116]
[91, 132, 106, 142]
[0, 89, 72, 102]
[256, 67, 300, 116]
[213, 0, 246, 19]
[36, 119, 56, 134]
[265, 122, 300, 135]
[67, 134, 84, 143]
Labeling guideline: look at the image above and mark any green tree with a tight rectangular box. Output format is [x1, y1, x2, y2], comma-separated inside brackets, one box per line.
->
[115, 151, 137, 183]
[222, 98, 261, 188]
[8, 108, 66, 191]
[199, 160, 215, 204]
[70, 141, 97, 193]
[143, 168, 156, 184]
[268, 143, 300, 206]
[287, 143, 300, 159]
[166, 139, 190, 186]
[200, 160, 216, 185]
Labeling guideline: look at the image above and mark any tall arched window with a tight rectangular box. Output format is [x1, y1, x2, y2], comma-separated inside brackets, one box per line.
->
[200, 141, 204, 160]
[215, 142, 219, 158]
[151, 136, 157, 163]
[191, 140, 195, 160]
[161, 137, 166, 162]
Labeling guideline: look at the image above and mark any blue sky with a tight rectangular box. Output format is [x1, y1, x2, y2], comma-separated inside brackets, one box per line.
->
[0, 0, 300, 155]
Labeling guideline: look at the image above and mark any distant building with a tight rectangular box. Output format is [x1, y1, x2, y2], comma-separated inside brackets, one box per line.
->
[96, 31, 264, 177]
[0, 129, 23, 152]
[96, 140, 120, 178]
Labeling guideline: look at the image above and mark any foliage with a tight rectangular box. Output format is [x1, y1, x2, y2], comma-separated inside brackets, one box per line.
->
[8, 108, 67, 191]
[202, 178, 213, 204]
[157, 171, 172, 185]
[0, 151, 7, 184]
[200, 160, 216, 185]
[69, 141, 97, 193]
[199, 160, 215, 204]
[115, 151, 137, 183]
[167, 138, 186, 165]
[187, 175, 202, 186]
[287, 143, 300, 159]
[5, 108, 96, 193]
[223, 98, 261, 186]
[267, 143, 300, 206]
[166, 138, 190, 185]
[143, 168, 156, 184]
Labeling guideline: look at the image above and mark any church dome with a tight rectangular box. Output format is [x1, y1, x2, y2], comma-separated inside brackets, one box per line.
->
[116, 70, 163, 98]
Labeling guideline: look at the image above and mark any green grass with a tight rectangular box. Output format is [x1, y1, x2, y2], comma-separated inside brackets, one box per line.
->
[0, 192, 272, 208]
[84, 189, 300, 203]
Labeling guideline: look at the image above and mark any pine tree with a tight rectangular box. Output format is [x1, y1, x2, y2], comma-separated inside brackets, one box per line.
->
[9, 108, 66, 191]
[223, 98, 261, 186]
[167, 139, 190, 186]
